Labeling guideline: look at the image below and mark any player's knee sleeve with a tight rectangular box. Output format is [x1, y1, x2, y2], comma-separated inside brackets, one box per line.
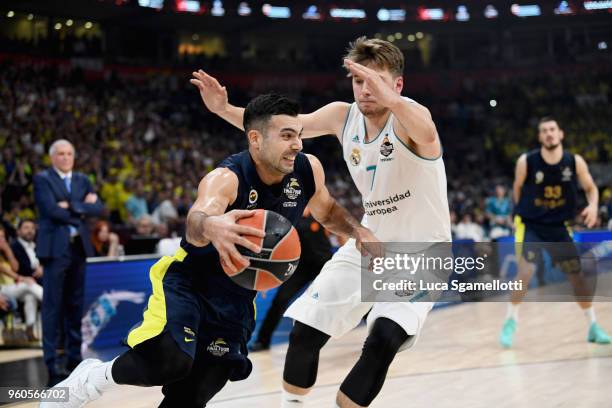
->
[113, 332, 193, 386]
[283, 321, 330, 389]
[340, 318, 409, 406]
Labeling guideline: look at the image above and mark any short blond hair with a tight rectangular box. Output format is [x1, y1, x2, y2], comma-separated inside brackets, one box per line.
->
[344, 36, 404, 77]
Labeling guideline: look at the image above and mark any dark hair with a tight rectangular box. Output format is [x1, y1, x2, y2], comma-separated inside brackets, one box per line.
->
[538, 116, 561, 129]
[17, 219, 36, 229]
[243, 93, 301, 135]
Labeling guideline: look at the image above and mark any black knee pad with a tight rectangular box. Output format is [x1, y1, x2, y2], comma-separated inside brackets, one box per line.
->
[283, 322, 330, 389]
[340, 318, 409, 406]
[362, 317, 408, 364]
[289, 321, 329, 351]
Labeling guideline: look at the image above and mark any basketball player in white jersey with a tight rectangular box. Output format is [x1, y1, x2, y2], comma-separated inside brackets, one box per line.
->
[191, 36, 451, 408]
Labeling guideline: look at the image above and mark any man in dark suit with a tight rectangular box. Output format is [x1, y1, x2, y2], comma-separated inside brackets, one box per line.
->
[11, 219, 43, 283]
[34, 139, 104, 386]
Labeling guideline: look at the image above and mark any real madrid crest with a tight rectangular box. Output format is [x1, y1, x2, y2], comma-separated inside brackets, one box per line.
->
[535, 171, 544, 184]
[380, 135, 394, 157]
[350, 148, 361, 166]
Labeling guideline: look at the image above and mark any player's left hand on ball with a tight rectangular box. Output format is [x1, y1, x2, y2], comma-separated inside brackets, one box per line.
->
[581, 204, 598, 228]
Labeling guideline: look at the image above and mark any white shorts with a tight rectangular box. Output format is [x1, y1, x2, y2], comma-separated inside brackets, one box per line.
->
[284, 239, 433, 351]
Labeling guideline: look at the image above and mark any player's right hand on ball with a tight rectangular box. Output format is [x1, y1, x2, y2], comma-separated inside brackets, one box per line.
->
[204, 209, 265, 273]
[190, 69, 228, 114]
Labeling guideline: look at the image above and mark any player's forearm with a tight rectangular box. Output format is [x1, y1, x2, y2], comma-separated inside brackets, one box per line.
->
[390, 98, 437, 145]
[513, 183, 522, 205]
[585, 185, 599, 208]
[317, 200, 364, 240]
[217, 105, 245, 131]
[186, 210, 212, 247]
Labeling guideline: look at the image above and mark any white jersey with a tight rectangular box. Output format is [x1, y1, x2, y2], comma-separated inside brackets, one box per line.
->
[341, 99, 451, 243]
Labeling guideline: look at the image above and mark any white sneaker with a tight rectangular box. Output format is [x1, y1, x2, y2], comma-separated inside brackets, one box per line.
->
[40, 359, 103, 407]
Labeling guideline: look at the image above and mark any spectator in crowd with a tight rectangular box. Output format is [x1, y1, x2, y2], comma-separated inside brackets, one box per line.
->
[0, 292, 16, 320]
[10, 219, 43, 283]
[91, 220, 121, 257]
[485, 184, 513, 240]
[151, 190, 179, 227]
[125, 180, 149, 224]
[455, 213, 485, 242]
[134, 215, 156, 237]
[125, 215, 160, 255]
[0, 225, 43, 342]
[34, 139, 104, 386]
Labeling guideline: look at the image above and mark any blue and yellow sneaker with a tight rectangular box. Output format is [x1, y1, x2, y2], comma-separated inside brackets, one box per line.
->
[588, 323, 611, 344]
[499, 318, 516, 348]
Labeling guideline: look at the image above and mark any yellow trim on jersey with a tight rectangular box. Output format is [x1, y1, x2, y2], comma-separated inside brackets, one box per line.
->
[514, 215, 525, 260]
[127, 247, 187, 348]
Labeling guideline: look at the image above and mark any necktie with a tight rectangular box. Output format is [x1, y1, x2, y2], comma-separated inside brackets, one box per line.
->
[64, 176, 71, 193]
[64, 176, 77, 236]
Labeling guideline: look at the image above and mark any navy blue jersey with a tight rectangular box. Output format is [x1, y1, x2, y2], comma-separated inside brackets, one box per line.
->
[516, 149, 579, 225]
[180, 150, 316, 298]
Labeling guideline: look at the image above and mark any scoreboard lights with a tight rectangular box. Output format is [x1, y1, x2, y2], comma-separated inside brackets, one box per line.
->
[128, 1, 612, 19]
[511, 4, 542, 17]
[418, 7, 445, 21]
[329, 8, 366, 19]
[377, 8, 406, 22]
[176, 0, 201, 13]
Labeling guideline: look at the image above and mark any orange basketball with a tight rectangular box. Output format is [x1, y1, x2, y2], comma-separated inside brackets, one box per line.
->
[222, 209, 301, 291]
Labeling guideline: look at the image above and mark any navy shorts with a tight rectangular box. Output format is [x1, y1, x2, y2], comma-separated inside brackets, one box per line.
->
[514, 216, 581, 274]
[126, 248, 255, 381]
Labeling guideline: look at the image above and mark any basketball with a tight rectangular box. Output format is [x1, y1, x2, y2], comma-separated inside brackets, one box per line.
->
[222, 209, 301, 291]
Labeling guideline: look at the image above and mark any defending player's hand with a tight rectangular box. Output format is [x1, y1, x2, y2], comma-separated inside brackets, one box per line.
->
[204, 209, 265, 273]
[343, 59, 401, 109]
[581, 204, 598, 228]
[354, 227, 385, 259]
[190, 69, 229, 114]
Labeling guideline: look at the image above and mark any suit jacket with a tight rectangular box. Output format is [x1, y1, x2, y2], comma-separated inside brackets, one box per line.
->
[34, 168, 104, 259]
[11, 239, 35, 277]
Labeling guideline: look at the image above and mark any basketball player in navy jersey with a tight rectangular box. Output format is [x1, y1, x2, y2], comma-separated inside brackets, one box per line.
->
[43, 94, 381, 408]
[192, 37, 451, 408]
[499, 117, 610, 348]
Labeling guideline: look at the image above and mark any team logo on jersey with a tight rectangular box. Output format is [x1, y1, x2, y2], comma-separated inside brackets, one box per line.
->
[535, 171, 544, 184]
[247, 189, 258, 209]
[284, 178, 302, 200]
[380, 135, 394, 157]
[352, 135, 359, 143]
[207, 338, 230, 357]
[350, 148, 361, 166]
[561, 166, 573, 182]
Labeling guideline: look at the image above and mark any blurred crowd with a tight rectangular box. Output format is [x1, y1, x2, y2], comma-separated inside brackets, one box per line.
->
[0, 59, 610, 261]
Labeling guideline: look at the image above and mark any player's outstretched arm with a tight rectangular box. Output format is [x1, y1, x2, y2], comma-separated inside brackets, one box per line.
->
[305, 154, 384, 258]
[191, 70, 245, 130]
[575, 154, 599, 228]
[186, 168, 265, 272]
[190, 70, 349, 140]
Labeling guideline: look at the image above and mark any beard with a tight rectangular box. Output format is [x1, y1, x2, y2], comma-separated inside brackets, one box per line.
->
[542, 142, 561, 151]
